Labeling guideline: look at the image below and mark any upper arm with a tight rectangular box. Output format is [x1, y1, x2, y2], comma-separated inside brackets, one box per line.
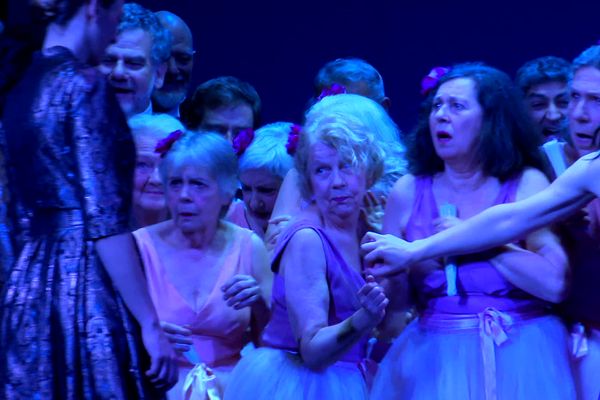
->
[71, 73, 134, 239]
[269, 168, 303, 220]
[382, 174, 416, 237]
[250, 233, 273, 306]
[281, 229, 329, 343]
[516, 169, 567, 262]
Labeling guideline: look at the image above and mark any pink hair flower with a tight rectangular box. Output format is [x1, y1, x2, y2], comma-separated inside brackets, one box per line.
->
[155, 129, 184, 157]
[317, 83, 347, 101]
[420, 66, 450, 96]
[286, 124, 301, 155]
[232, 128, 255, 156]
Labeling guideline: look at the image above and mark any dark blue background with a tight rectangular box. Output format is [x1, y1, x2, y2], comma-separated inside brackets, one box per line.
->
[6, 0, 599, 132]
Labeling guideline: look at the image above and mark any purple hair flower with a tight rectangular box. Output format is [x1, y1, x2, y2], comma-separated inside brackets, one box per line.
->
[155, 129, 184, 157]
[286, 124, 301, 155]
[232, 128, 255, 156]
[317, 83, 347, 101]
[420, 66, 450, 96]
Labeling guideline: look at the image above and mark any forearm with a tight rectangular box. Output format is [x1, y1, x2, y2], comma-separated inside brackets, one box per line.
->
[95, 232, 160, 330]
[300, 308, 375, 370]
[414, 203, 530, 262]
[249, 298, 271, 344]
[490, 245, 568, 303]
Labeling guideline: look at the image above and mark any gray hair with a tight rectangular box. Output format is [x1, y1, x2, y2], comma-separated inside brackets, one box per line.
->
[300, 94, 406, 198]
[118, 3, 171, 65]
[238, 122, 295, 179]
[573, 45, 600, 73]
[159, 132, 239, 201]
[128, 113, 185, 142]
[296, 94, 394, 200]
[314, 58, 386, 103]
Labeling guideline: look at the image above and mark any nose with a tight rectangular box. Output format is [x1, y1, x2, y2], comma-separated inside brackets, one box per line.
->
[433, 103, 449, 121]
[331, 168, 347, 188]
[167, 56, 179, 74]
[148, 166, 161, 185]
[249, 192, 264, 211]
[178, 183, 191, 201]
[545, 103, 563, 122]
[111, 60, 127, 80]
[570, 98, 589, 123]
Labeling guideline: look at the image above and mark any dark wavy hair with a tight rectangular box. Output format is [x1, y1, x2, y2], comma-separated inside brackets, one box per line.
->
[184, 76, 262, 130]
[515, 56, 571, 94]
[407, 63, 544, 180]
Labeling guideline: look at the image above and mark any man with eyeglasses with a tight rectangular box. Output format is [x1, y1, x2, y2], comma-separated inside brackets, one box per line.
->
[152, 10, 195, 118]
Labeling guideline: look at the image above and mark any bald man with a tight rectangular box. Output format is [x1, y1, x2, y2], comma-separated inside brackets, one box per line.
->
[152, 11, 194, 117]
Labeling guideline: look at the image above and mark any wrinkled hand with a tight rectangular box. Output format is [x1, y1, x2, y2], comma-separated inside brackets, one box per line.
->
[353, 275, 389, 330]
[265, 215, 292, 252]
[432, 216, 462, 234]
[222, 274, 262, 309]
[361, 191, 387, 233]
[160, 321, 192, 354]
[361, 232, 415, 277]
[142, 323, 179, 391]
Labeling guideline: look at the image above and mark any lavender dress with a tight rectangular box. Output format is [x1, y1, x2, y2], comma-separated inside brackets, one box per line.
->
[371, 175, 576, 400]
[224, 220, 370, 400]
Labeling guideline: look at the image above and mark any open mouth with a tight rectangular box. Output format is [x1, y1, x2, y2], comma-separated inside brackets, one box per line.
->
[436, 131, 452, 141]
[575, 132, 594, 140]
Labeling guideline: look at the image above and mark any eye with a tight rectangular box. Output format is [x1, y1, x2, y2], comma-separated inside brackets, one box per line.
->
[126, 60, 145, 70]
[530, 102, 546, 110]
[315, 166, 330, 175]
[452, 102, 465, 110]
[101, 56, 116, 67]
[136, 161, 152, 171]
[432, 101, 442, 110]
[190, 180, 207, 188]
[257, 187, 277, 195]
[168, 178, 182, 188]
[571, 92, 581, 100]
[592, 95, 600, 104]
[173, 52, 193, 66]
[556, 99, 569, 108]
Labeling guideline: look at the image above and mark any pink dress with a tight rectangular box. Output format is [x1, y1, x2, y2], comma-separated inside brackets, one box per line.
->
[371, 175, 576, 400]
[225, 199, 251, 231]
[133, 224, 256, 397]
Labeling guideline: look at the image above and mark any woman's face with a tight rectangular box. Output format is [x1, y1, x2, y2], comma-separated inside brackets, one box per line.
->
[307, 141, 367, 222]
[133, 134, 166, 215]
[429, 77, 483, 163]
[166, 165, 229, 233]
[239, 168, 283, 229]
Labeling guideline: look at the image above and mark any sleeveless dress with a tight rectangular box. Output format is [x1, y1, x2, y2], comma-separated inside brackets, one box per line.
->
[371, 175, 576, 400]
[224, 220, 370, 400]
[0, 47, 161, 399]
[134, 223, 256, 398]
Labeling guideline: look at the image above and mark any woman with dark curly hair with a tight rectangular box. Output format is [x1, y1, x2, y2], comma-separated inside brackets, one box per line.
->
[368, 63, 576, 399]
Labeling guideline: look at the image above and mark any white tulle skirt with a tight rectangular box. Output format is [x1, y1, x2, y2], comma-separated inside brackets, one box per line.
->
[224, 347, 368, 400]
[371, 314, 576, 399]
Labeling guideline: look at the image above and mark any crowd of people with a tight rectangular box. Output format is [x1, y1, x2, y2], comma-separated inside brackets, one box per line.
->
[0, 1, 599, 399]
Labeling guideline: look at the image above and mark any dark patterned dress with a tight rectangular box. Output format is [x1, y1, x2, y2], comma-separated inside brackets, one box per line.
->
[0, 47, 163, 399]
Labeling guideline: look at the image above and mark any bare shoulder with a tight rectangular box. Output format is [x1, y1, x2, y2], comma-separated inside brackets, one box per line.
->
[281, 228, 326, 276]
[383, 174, 417, 235]
[516, 168, 550, 201]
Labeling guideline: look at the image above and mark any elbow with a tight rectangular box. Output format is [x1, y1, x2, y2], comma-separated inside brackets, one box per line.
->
[300, 349, 330, 371]
[543, 271, 570, 303]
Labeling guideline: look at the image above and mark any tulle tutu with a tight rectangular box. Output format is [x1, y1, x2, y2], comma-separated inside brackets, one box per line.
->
[224, 347, 368, 400]
[371, 315, 576, 400]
